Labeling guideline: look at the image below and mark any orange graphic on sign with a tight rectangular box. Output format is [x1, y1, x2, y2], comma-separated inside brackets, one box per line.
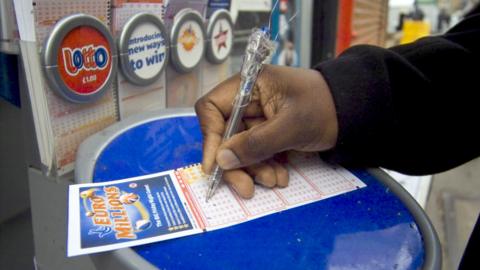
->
[178, 25, 198, 52]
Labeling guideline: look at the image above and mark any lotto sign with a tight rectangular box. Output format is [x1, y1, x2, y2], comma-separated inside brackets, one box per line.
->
[59, 27, 111, 93]
[119, 13, 169, 86]
[43, 14, 117, 103]
[170, 9, 206, 73]
[206, 9, 233, 64]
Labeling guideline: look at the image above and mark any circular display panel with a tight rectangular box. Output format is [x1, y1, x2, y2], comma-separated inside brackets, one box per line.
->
[43, 14, 117, 103]
[206, 10, 234, 64]
[119, 13, 169, 86]
[170, 9, 206, 73]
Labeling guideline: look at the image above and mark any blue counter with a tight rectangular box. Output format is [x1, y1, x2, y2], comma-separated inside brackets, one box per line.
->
[76, 108, 440, 270]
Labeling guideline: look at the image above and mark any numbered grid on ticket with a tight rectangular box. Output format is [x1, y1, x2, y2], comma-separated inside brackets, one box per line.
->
[175, 153, 366, 230]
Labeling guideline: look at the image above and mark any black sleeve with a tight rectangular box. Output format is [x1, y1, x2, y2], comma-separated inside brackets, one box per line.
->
[315, 12, 480, 175]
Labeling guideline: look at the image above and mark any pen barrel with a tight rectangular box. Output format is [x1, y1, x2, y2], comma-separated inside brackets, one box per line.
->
[222, 26, 271, 139]
[207, 165, 224, 194]
[223, 93, 250, 140]
[206, 28, 272, 200]
[207, 85, 252, 198]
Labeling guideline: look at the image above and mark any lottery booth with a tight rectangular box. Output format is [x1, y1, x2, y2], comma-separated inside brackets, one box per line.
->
[4, 0, 441, 269]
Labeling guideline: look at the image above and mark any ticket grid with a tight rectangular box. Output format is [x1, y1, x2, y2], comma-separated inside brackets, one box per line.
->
[239, 185, 285, 216]
[289, 152, 366, 197]
[174, 153, 367, 230]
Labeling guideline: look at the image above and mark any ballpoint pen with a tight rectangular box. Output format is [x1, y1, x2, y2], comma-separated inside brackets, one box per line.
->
[205, 27, 274, 202]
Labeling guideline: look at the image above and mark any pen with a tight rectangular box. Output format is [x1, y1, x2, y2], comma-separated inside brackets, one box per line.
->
[205, 27, 274, 202]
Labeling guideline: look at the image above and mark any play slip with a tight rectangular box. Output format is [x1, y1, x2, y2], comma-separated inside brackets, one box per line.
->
[67, 153, 366, 256]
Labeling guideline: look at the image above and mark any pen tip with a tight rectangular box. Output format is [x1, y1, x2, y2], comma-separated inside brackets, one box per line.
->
[205, 189, 212, 203]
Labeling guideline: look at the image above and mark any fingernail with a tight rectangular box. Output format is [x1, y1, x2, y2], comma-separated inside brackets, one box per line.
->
[254, 176, 265, 186]
[217, 149, 240, 169]
[254, 176, 275, 188]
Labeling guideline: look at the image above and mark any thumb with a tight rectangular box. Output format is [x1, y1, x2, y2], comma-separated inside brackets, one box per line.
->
[216, 115, 294, 170]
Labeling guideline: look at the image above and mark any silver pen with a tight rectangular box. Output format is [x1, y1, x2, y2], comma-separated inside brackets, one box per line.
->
[205, 27, 274, 202]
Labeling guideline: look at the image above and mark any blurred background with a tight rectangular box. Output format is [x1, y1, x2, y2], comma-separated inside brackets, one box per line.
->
[2, 0, 480, 269]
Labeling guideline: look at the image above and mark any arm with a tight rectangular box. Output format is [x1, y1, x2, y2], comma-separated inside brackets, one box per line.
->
[317, 13, 480, 174]
[195, 12, 480, 198]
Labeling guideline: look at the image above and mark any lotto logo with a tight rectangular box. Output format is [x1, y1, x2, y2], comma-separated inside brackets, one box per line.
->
[42, 14, 117, 103]
[56, 25, 113, 95]
[62, 45, 109, 76]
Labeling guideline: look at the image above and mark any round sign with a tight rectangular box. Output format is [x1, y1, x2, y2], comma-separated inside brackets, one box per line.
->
[43, 14, 117, 103]
[206, 9, 234, 64]
[118, 13, 169, 86]
[170, 9, 206, 73]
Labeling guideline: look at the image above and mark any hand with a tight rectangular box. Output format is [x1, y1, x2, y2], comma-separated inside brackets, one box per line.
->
[195, 65, 338, 198]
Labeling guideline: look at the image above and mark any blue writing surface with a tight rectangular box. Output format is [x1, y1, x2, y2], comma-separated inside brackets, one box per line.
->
[90, 115, 428, 269]
[78, 173, 193, 248]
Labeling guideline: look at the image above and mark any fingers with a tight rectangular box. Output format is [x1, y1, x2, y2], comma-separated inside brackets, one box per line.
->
[195, 77, 238, 174]
[243, 117, 289, 188]
[223, 169, 255, 199]
[195, 106, 223, 174]
[216, 112, 295, 170]
[245, 163, 277, 188]
[222, 119, 289, 198]
[223, 159, 289, 199]
[195, 76, 262, 174]
[269, 160, 289, 187]
[246, 160, 289, 188]
[196, 74, 264, 119]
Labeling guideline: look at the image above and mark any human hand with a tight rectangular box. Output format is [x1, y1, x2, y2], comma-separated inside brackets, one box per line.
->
[195, 65, 338, 198]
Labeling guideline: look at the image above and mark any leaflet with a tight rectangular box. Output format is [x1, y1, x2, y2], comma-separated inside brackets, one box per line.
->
[68, 153, 366, 256]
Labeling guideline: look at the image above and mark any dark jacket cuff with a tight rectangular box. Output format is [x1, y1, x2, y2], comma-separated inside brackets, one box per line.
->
[314, 45, 395, 168]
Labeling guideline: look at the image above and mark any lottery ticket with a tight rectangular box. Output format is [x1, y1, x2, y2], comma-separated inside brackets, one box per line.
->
[68, 153, 366, 256]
